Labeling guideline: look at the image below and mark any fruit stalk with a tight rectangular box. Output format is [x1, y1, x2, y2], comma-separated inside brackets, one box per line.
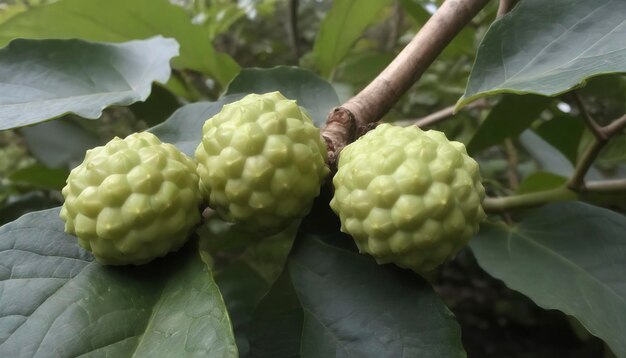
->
[321, 0, 490, 165]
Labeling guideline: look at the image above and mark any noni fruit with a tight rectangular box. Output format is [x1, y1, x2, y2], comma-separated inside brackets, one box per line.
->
[195, 92, 329, 234]
[60, 132, 202, 265]
[330, 123, 485, 272]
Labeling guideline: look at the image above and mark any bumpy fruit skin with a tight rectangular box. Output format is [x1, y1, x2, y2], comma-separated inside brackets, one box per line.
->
[330, 124, 486, 272]
[195, 91, 329, 234]
[59, 132, 202, 265]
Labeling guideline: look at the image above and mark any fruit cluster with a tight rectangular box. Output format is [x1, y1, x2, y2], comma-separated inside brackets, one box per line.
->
[60, 91, 484, 272]
[60, 92, 328, 265]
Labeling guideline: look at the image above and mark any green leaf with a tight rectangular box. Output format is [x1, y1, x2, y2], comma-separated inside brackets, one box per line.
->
[0, 192, 58, 226]
[467, 94, 552, 154]
[248, 268, 303, 358]
[0, 208, 237, 357]
[313, 0, 393, 78]
[248, 231, 466, 357]
[337, 51, 394, 85]
[578, 75, 626, 123]
[0, 3, 26, 24]
[399, 1, 475, 58]
[440, 27, 476, 58]
[515, 172, 567, 195]
[0, 37, 177, 130]
[21, 118, 102, 169]
[149, 95, 244, 157]
[519, 130, 602, 179]
[197, 216, 298, 356]
[518, 130, 574, 178]
[591, 133, 626, 170]
[471, 202, 626, 357]
[214, 262, 270, 356]
[0, 0, 239, 86]
[535, 114, 585, 165]
[204, 3, 246, 39]
[225, 66, 340, 127]
[458, 0, 626, 108]
[8, 163, 68, 191]
[399, 0, 431, 24]
[129, 84, 182, 127]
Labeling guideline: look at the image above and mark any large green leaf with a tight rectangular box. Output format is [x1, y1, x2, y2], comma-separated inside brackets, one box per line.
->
[152, 67, 339, 157]
[149, 95, 244, 157]
[0, 0, 239, 86]
[471, 202, 626, 357]
[214, 262, 271, 356]
[337, 51, 394, 86]
[129, 84, 182, 127]
[0, 37, 177, 130]
[467, 94, 552, 154]
[0, 193, 59, 226]
[312, 0, 393, 78]
[458, 0, 626, 108]
[20, 118, 102, 169]
[225, 67, 340, 127]
[518, 130, 575, 178]
[534, 114, 585, 165]
[8, 164, 68, 191]
[248, 231, 466, 357]
[197, 215, 299, 356]
[519, 130, 602, 180]
[515, 172, 567, 195]
[0, 3, 26, 24]
[399, 0, 431, 24]
[0, 208, 237, 357]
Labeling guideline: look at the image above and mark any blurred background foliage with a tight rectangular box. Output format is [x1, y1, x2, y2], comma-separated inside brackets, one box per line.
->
[0, 1, 624, 355]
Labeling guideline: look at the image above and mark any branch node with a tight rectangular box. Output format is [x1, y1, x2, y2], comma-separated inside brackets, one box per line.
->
[321, 107, 357, 171]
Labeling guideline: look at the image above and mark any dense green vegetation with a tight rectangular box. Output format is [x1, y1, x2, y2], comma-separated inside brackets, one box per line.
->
[1, 0, 625, 357]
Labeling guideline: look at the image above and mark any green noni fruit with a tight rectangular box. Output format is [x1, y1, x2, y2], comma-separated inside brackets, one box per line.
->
[60, 132, 202, 265]
[330, 123, 486, 272]
[194, 91, 329, 234]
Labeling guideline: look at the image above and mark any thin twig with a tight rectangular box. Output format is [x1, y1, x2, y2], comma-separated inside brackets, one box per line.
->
[566, 140, 604, 190]
[503, 139, 519, 190]
[395, 98, 489, 128]
[287, 0, 301, 61]
[601, 113, 626, 137]
[567, 113, 626, 190]
[483, 176, 626, 213]
[586, 178, 626, 193]
[573, 91, 605, 140]
[483, 186, 577, 213]
[321, 0, 490, 165]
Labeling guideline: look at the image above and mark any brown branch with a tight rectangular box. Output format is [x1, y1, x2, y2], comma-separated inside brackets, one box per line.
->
[602, 113, 626, 137]
[586, 178, 626, 193]
[322, 108, 357, 171]
[496, 0, 518, 17]
[321, 0, 490, 165]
